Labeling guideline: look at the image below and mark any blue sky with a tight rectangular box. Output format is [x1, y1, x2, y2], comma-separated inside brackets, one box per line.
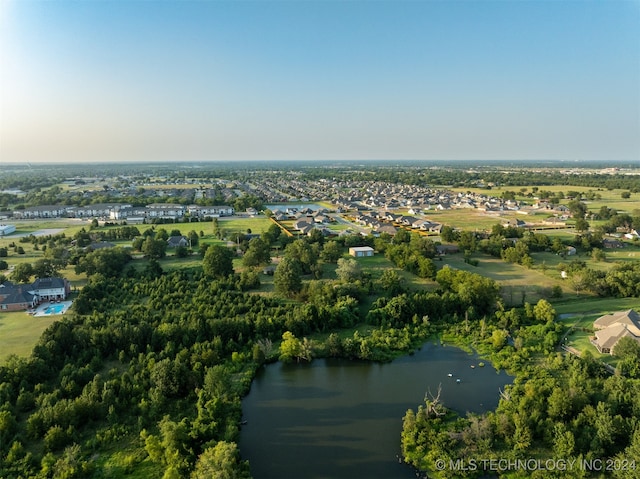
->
[1, 0, 638, 163]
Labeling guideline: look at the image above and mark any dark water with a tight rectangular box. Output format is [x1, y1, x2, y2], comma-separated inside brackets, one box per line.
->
[239, 342, 512, 479]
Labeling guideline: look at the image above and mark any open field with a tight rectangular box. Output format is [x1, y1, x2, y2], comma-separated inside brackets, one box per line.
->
[400, 208, 518, 232]
[442, 252, 569, 304]
[554, 297, 640, 315]
[0, 311, 58, 363]
[217, 216, 273, 234]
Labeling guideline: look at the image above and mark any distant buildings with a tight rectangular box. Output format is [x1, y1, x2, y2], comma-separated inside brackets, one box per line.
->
[12, 203, 234, 221]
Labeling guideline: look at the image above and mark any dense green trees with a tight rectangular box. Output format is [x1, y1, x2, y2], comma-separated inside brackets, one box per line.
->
[283, 239, 319, 277]
[191, 441, 250, 479]
[435, 267, 500, 316]
[0, 270, 294, 478]
[74, 247, 131, 277]
[385, 233, 437, 279]
[335, 258, 362, 283]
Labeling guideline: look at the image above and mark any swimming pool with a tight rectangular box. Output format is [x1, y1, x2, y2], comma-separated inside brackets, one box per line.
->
[43, 304, 66, 315]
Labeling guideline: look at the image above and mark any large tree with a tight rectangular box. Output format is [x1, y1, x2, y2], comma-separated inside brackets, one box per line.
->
[203, 245, 234, 279]
[320, 240, 343, 263]
[273, 257, 302, 297]
[242, 238, 271, 267]
[32, 258, 64, 278]
[335, 258, 362, 283]
[283, 239, 319, 275]
[191, 441, 249, 479]
[142, 237, 167, 260]
[11, 263, 34, 283]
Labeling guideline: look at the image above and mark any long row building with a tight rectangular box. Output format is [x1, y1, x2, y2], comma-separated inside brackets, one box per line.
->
[12, 203, 235, 222]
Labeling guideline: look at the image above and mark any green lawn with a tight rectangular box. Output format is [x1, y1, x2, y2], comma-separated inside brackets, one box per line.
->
[554, 297, 640, 315]
[0, 311, 58, 363]
[414, 208, 512, 231]
[217, 216, 273, 235]
[442, 253, 567, 304]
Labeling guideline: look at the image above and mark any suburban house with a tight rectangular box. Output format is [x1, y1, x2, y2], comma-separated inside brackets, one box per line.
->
[0, 277, 71, 311]
[86, 241, 115, 250]
[167, 236, 189, 248]
[602, 239, 625, 249]
[375, 224, 398, 236]
[0, 283, 37, 311]
[503, 219, 527, 228]
[349, 246, 374, 257]
[436, 244, 460, 255]
[591, 309, 640, 354]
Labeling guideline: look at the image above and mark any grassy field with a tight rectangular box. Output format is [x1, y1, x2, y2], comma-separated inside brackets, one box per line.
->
[217, 216, 273, 235]
[554, 296, 640, 315]
[441, 252, 569, 304]
[404, 208, 515, 232]
[0, 311, 59, 363]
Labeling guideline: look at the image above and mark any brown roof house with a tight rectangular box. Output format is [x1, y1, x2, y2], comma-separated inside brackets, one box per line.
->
[591, 309, 640, 354]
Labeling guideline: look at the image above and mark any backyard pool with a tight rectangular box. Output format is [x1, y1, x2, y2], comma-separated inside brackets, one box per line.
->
[33, 301, 72, 317]
[44, 304, 66, 315]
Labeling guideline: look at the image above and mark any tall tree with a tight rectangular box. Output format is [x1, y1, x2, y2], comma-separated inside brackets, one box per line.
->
[242, 238, 271, 267]
[335, 258, 362, 283]
[279, 331, 302, 363]
[273, 257, 302, 297]
[283, 239, 318, 275]
[142, 237, 167, 260]
[320, 240, 343, 263]
[11, 263, 33, 283]
[203, 245, 234, 279]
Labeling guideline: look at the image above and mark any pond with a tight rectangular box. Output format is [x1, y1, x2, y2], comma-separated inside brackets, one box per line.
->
[240, 342, 513, 479]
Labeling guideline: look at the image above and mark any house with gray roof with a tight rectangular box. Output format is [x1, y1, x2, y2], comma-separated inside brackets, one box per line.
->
[0, 277, 70, 311]
[591, 310, 640, 354]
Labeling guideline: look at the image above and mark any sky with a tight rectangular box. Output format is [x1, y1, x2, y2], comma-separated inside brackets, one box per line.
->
[0, 0, 639, 164]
